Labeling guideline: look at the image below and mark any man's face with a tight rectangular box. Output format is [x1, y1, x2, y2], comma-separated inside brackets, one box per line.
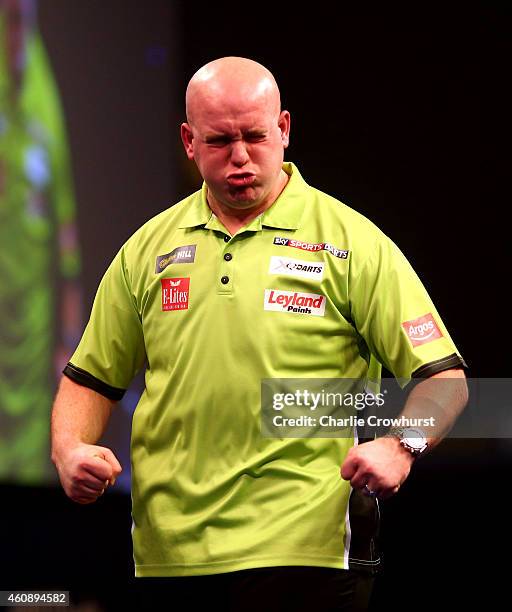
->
[181, 90, 290, 211]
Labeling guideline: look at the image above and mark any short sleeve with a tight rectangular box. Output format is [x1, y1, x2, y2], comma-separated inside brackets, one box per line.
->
[348, 233, 466, 386]
[63, 246, 146, 400]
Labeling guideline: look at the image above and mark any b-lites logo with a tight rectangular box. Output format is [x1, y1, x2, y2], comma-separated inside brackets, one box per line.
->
[402, 313, 443, 347]
[155, 245, 196, 273]
[273, 237, 349, 259]
[264, 289, 326, 316]
[161, 278, 190, 311]
[268, 256, 325, 280]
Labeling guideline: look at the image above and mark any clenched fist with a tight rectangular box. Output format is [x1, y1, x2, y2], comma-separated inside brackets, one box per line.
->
[340, 437, 414, 500]
[53, 442, 122, 504]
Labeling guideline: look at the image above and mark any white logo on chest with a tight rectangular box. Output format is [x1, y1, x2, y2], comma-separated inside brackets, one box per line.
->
[268, 256, 325, 280]
[264, 289, 326, 316]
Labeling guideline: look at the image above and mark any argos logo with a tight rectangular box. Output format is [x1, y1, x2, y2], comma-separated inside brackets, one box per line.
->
[402, 313, 443, 347]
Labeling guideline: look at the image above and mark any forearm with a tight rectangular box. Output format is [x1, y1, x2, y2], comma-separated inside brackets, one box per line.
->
[51, 375, 116, 462]
[341, 369, 468, 498]
[51, 376, 122, 502]
[397, 368, 468, 450]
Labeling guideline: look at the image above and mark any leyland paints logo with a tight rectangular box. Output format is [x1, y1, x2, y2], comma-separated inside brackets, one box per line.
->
[268, 256, 325, 280]
[264, 289, 326, 316]
[161, 278, 190, 311]
[403, 313, 443, 347]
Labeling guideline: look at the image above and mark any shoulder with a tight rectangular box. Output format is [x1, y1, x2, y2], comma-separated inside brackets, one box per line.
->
[305, 183, 390, 252]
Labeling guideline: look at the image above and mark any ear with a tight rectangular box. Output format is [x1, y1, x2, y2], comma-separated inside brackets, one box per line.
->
[180, 123, 195, 160]
[278, 110, 291, 148]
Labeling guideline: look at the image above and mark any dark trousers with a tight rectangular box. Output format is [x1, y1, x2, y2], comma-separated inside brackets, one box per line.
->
[136, 566, 375, 611]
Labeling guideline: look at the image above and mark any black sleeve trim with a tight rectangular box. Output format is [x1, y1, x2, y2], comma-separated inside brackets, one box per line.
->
[63, 363, 126, 401]
[412, 353, 468, 379]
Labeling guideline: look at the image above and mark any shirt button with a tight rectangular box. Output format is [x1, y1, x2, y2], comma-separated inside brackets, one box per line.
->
[221, 276, 229, 285]
[223, 235, 230, 243]
[224, 253, 232, 261]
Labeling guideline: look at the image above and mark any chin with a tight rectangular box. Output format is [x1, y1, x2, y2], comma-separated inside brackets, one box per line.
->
[228, 199, 259, 210]
[227, 190, 259, 207]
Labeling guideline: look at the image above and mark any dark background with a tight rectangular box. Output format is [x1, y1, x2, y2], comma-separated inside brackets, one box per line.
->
[0, 2, 509, 609]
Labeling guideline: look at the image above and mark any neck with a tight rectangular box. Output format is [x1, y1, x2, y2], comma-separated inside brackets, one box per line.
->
[207, 170, 289, 235]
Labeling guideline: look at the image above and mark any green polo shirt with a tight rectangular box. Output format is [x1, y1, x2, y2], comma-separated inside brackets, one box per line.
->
[65, 162, 464, 577]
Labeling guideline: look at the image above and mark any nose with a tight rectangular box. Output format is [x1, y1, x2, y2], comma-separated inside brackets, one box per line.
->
[230, 140, 249, 167]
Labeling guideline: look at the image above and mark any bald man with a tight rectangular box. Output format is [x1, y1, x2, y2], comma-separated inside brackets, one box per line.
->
[51, 57, 467, 611]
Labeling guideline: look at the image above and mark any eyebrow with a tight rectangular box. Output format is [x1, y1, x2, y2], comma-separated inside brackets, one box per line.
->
[204, 133, 229, 142]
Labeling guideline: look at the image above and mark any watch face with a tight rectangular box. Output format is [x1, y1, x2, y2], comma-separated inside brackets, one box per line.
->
[403, 436, 426, 450]
[402, 428, 427, 450]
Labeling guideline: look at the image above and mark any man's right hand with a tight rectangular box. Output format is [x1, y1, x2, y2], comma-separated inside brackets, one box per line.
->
[53, 443, 122, 505]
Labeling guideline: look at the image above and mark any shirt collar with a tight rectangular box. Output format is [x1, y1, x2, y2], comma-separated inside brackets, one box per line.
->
[178, 162, 308, 231]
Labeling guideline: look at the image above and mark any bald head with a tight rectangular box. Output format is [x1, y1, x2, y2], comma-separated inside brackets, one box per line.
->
[186, 57, 281, 127]
[181, 56, 291, 215]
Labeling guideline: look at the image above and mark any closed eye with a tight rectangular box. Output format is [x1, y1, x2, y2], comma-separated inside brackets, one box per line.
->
[246, 133, 267, 142]
[204, 132, 267, 146]
[205, 136, 230, 146]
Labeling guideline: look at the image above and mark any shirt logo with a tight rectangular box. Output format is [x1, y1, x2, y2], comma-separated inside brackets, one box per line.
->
[155, 245, 196, 273]
[264, 289, 326, 316]
[402, 313, 443, 347]
[273, 237, 349, 259]
[268, 256, 325, 281]
[161, 278, 190, 311]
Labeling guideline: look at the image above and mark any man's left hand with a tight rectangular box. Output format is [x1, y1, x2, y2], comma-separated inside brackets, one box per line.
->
[340, 437, 415, 500]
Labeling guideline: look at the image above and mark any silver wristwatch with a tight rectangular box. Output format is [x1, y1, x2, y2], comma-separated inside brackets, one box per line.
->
[388, 427, 428, 457]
